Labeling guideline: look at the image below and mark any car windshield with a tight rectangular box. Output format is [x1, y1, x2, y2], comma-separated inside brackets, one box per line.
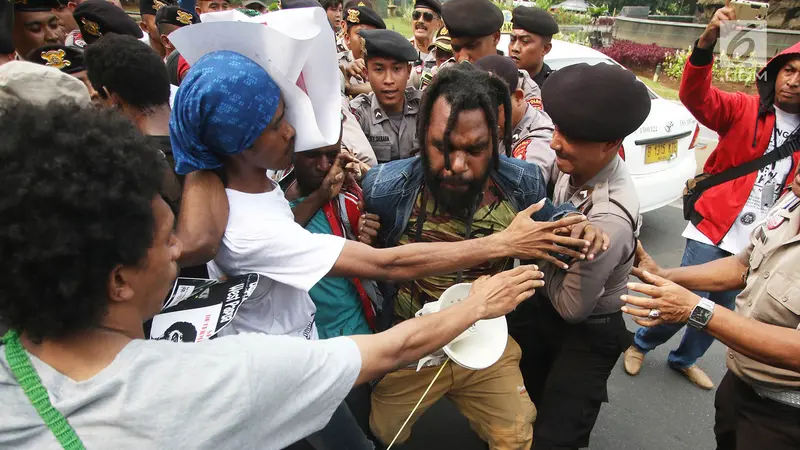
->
[545, 56, 658, 100]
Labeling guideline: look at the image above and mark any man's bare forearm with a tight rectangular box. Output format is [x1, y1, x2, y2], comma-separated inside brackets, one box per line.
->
[176, 171, 228, 267]
[706, 306, 800, 373]
[329, 234, 510, 281]
[664, 255, 747, 292]
[349, 296, 483, 385]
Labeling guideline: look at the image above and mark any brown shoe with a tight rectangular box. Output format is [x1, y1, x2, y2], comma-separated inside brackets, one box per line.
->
[623, 345, 645, 376]
[671, 364, 714, 390]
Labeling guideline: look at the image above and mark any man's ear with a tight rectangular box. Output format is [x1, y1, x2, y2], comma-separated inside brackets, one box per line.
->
[492, 31, 501, 46]
[67, 1, 77, 11]
[107, 264, 136, 305]
[543, 39, 552, 56]
[514, 88, 525, 102]
[160, 34, 172, 51]
[604, 138, 624, 154]
[195, 5, 202, 15]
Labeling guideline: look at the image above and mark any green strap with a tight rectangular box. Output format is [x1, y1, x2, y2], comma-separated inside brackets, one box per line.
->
[2, 330, 86, 450]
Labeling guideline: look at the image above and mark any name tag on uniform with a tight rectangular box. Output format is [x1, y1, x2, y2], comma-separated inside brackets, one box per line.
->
[367, 135, 390, 143]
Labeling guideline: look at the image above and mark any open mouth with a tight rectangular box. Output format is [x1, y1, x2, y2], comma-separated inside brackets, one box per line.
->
[381, 89, 399, 98]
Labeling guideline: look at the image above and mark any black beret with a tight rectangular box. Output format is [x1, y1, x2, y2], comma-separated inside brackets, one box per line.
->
[542, 63, 651, 142]
[414, 0, 441, 15]
[343, 0, 373, 10]
[358, 29, 417, 62]
[26, 44, 86, 74]
[441, 0, 502, 38]
[512, 6, 558, 36]
[281, 0, 321, 8]
[13, 0, 60, 12]
[474, 54, 518, 92]
[344, 4, 385, 29]
[140, 0, 174, 16]
[74, 0, 143, 45]
[156, 5, 199, 27]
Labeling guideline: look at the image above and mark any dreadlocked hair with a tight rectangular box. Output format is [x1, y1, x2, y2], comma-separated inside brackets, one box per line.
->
[417, 62, 513, 171]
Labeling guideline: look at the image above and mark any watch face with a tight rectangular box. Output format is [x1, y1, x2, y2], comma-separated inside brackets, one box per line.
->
[694, 308, 712, 324]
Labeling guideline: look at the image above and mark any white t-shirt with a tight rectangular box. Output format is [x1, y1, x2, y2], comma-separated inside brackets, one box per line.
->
[208, 180, 346, 340]
[683, 107, 799, 254]
[0, 334, 362, 450]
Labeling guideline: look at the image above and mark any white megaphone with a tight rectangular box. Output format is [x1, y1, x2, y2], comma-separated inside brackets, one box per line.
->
[415, 283, 508, 370]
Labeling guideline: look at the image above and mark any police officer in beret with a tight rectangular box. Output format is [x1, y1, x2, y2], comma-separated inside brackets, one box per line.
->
[156, 5, 198, 59]
[475, 54, 556, 183]
[510, 6, 557, 89]
[12, 0, 65, 59]
[338, 2, 384, 97]
[349, 29, 421, 163]
[52, 0, 83, 48]
[523, 63, 648, 450]
[409, 0, 441, 63]
[140, 0, 173, 58]
[195, 0, 230, 15]
[408, 25, 452, 90]
[26, 43, 94, 95]
[441, 0, 541, 106]
[74, 0, 143, 46]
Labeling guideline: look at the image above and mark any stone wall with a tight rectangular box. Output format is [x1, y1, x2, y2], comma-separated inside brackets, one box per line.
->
[613, 16, 800, 57]
[696, 0, 800, 30]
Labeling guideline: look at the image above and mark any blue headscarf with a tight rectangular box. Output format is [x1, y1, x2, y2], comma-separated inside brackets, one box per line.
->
[170, 51, 281, 175]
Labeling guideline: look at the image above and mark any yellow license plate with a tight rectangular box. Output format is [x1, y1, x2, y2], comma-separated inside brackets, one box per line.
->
[645, 141, 677, 164]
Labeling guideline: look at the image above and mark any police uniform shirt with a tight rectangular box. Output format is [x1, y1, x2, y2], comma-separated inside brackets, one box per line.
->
[504, 103, 556, 183]
[732, 192, 800, 391]
[349, 87, 422, 163]
[533, 61, 553, 89]
[341, 96, 378, 167]
[544, 156, 640, 320]
[518, 69, 543, 111]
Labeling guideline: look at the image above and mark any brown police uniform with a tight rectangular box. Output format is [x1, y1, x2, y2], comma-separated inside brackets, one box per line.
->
[504, 104, 555, 184]
[349, 87, 422, 163]
[714, 192, 800, 450]
[518, 69, 543, 111]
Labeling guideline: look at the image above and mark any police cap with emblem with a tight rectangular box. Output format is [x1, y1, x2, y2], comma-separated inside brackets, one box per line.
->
[26, 44, 86, 75]
[344, 4, 385, 29]
[74, 0, 144, 45]
[156, 5, 200, 27]
[542, 63, 651, 142]
[140, 0, 173, 16]
[428, 26, 451, 53]
[358, 29, 417, 62]
[512, 6, 558, 37]
[13, 0, 60, 12]
[414, 0, 441, 15]
[441, 0, 502, 38]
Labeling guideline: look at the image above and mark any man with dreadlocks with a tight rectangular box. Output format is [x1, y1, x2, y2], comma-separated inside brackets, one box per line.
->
[362, 63, 609, 449]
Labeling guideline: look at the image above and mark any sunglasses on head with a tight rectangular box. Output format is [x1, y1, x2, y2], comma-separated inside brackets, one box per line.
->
[412, 10, 437, 21]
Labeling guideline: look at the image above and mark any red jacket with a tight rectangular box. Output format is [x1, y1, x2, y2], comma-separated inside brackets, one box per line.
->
[679, 42, 800, 243]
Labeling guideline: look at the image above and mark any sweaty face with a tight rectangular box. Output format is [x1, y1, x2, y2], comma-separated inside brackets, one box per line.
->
[52, 5, 78, 33]
[13, 11, 65, 57]
[345, 23, 374, 60]
[293, 143, 341, 194]
[423, 96, 493, 214]
[137, 196, 182, 321]
[508, 30, 549, 74]
[242, 99, 297, 171]
[326, 4, 343, 32]
[451, 33, 499, 63]
[367, 57, 410, 111]
[774, 58, 800, 114]
[412, 7, 441, 43]
[196, 0, 230, 14]
[550, 127, 618, 179]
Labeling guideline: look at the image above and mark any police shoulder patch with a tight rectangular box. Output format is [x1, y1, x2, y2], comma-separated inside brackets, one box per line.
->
[527, 97, 543, 111]
[512, 139, 531, 160]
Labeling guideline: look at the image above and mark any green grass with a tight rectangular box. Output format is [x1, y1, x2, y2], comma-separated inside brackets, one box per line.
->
[384, 16, 413, 39]
[637, 76, 680, 101]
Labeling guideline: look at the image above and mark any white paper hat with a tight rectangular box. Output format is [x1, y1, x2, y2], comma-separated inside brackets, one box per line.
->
[170, 7, 341, 152]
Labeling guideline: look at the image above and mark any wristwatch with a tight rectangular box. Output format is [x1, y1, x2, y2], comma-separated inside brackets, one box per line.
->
[688, 298, 715, 330]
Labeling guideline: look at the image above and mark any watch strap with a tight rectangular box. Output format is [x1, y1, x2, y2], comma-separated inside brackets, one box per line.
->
[688, 298, 715, 330]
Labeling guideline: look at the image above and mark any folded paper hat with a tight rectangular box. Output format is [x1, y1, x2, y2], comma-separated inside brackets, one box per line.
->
[170, 7, 341, 153]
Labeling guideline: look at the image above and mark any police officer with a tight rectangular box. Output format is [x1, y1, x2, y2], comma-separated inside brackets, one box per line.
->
[408, 25, 453, 90]
[26, 43, 94, 95]
[408, 0, 441, 66]
[155, 5, 200, 59]
[349, 29, 421, 163]
[338, 2, 384, 97]
[73, 1, 143, 46]
[510, 6, 558, 89]
[475, 54, 555, 182]
[521, 63, 649, 450]
[441, 0, 541, 105]
[11, 0, 64, 59]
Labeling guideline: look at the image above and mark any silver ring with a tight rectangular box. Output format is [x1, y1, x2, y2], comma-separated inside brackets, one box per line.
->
[648, 309, 661, 320]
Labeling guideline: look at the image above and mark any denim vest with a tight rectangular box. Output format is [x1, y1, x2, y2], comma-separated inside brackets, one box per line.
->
[362, 155, 576, 248]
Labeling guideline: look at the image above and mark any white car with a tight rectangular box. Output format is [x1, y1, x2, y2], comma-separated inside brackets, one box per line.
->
[498, 36, 699, 213]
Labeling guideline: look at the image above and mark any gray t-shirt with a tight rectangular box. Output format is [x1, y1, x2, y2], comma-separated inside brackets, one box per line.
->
[0, 333, 362, 449]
